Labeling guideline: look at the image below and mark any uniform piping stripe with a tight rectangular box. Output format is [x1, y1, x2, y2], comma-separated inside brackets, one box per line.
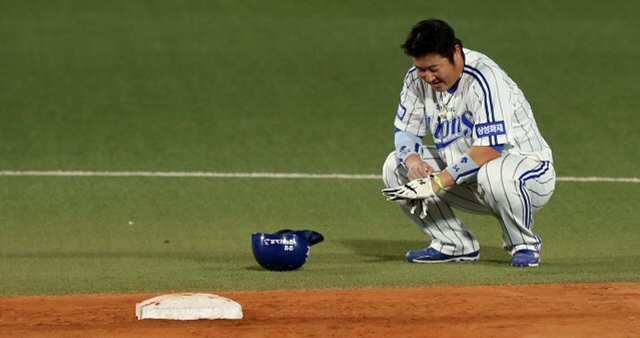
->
[519, 162, 549, 228]
[462, 69, 492, 123]
[518, 161, 551, 228]
[463, 66, 499, 145]
[465, 65, 496, 122]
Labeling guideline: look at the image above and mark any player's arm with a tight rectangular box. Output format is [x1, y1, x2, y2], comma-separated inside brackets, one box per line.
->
[395, 130, 434, 180]
[393, 68, 431, 180]
[431, 145, 502, 193]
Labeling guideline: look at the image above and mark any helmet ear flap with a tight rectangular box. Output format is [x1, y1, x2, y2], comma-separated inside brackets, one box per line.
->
[251, 232, 311, 271]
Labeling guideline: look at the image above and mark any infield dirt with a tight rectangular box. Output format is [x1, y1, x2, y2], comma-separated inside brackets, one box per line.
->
[1, 283, 638, 337]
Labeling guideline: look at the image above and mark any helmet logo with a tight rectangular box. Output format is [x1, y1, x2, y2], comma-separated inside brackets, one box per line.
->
[263, 238, 297, 246]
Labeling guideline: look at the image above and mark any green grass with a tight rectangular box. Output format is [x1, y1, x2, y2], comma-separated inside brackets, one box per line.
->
[1, 0, 639, 295]
[1, 178, 638, 295]
[2, 0, 639, 175]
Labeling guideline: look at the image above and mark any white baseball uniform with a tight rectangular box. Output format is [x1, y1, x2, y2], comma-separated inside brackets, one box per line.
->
[383, 48, 556, 256]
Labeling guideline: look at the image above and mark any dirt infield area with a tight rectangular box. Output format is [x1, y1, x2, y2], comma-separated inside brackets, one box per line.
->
[1, 283, 638, 337]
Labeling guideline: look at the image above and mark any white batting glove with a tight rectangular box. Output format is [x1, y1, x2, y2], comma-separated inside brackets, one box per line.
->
[408, 199, 430, 219]
[381, 178, 437, 201]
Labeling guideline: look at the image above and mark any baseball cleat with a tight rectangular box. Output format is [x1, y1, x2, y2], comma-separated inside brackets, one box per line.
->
[511, 249, 540, 267]
[406, 247, 479, 263]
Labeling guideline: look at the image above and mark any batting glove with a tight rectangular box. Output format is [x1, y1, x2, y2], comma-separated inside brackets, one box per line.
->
[408, 199, 430, 219]
[382, 178, 437, 201]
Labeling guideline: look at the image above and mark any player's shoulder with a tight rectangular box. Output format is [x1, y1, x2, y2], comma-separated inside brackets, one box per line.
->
[463, 48, 501, 75]
[403, 66, 419, 82]
[401, 65, 424, 93]
[462, 48, 507, 88]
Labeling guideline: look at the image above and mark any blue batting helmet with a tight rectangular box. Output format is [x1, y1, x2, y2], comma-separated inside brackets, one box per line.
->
[251, 230, 323, 271]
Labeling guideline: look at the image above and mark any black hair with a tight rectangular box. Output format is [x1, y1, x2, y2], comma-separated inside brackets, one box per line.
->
[401, 19, 463, 62]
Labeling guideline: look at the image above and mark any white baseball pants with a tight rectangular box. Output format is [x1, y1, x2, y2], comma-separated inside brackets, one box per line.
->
[382, 147, 556, 256]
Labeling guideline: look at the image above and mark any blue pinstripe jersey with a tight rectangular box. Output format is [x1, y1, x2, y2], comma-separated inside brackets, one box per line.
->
[394, 48, 553, 165]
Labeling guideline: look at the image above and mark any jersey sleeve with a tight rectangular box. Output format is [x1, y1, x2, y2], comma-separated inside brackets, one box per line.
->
[393, 68, 428, 137]
[465, 65, 510, 147]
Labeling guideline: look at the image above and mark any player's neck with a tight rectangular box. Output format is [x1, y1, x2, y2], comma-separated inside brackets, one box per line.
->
[446, 62, 464, 93]
[447, 76, 462, 94]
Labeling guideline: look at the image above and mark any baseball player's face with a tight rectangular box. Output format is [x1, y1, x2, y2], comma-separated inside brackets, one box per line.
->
[413, 46, 464, 92]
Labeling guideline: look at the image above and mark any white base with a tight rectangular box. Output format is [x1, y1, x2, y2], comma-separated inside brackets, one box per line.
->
[136, 293, 243, 320]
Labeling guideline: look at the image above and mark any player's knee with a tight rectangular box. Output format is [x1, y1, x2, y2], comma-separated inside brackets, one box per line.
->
[476, 165, 490, 191]
[382, 151, 401, 188]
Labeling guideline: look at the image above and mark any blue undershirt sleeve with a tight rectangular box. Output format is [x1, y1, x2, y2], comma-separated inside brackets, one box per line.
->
[491, 144, 504, 152]
[394, 129, 423, 165]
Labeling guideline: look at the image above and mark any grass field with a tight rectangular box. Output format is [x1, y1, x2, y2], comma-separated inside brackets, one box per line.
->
[1, 0, 639, 296]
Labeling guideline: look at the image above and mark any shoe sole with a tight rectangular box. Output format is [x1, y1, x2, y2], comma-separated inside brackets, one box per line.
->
[408, 255, 480, 264]
[511, 259, 541, 267]
[511, 262, 540, 268]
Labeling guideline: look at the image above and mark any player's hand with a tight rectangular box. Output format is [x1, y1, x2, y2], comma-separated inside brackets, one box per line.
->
[382, 178, 437, 201]
[407, 161, 434, 180]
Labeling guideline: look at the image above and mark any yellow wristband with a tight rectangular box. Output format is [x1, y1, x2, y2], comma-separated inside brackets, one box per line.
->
[433, 175, 444, 190]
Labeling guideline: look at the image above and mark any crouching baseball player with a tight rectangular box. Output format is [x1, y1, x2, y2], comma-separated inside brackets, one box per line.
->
[382, 19, 556, 267]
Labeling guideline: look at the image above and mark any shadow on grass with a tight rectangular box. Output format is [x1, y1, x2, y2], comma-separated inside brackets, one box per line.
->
[338, 238, 509, 264]
[337, 238, 422, 262]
